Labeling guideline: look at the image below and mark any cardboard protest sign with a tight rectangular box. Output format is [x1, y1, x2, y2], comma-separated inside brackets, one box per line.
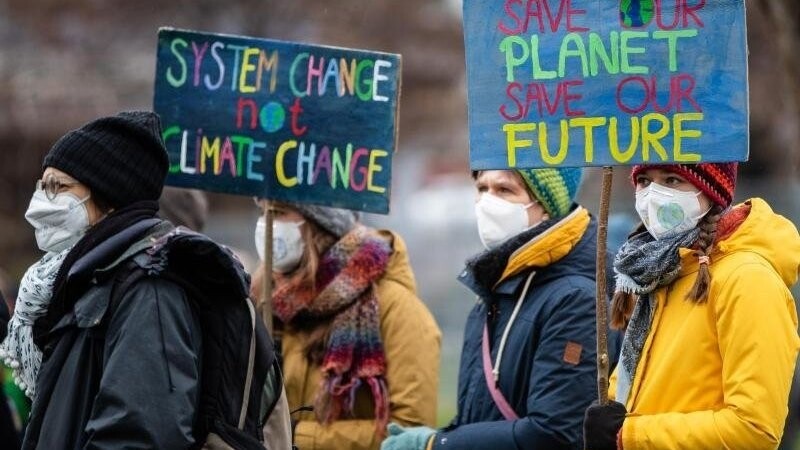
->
[153, 28, 401, 213]
[463, 0, 749, 169]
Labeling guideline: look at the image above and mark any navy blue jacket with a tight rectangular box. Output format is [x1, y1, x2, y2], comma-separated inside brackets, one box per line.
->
[434, 215, 618, 450]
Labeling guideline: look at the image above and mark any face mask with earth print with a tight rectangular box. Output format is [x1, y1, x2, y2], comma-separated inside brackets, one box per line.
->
[635, 182, 710, 240]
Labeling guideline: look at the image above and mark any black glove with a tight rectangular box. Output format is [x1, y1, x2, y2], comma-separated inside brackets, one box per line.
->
[583, 400, 626, 450]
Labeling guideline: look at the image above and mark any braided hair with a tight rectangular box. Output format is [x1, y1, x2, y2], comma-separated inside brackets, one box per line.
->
[610, 289, 636, 330]
[686, 206, 723, 302]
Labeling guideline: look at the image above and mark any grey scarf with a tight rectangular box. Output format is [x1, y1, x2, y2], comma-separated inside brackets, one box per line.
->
[613, 228, 698, 404]
[0, 248, 72, 398]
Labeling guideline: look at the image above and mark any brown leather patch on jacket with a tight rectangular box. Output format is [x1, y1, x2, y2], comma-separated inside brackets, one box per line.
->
[563, 341, 582, 365]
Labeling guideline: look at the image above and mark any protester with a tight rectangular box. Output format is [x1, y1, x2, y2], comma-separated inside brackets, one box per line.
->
[583, 163, 800, 450]
[251, 200, 441, 450]
[1, 111, 279, 449]
[383, 168, 603, 450]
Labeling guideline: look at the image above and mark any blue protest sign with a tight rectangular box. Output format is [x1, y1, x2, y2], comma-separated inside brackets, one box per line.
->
[153, 28, 401, 213]
[463, 0, 749, 169]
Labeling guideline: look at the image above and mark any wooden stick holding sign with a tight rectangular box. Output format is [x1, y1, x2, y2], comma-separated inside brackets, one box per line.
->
[153, 27, 401, 331]
[261, 206, 274, 334]
[594, 166, 613, 405]
[462, 0, 749, 405]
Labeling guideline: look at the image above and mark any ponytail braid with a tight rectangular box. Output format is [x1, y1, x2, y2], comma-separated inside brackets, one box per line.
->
[610, 290, 636, 330]
[686, 206, 723, 302]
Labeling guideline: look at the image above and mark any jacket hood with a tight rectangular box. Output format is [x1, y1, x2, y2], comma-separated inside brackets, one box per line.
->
[529, 208, 597, 286]
[139, 226, 251, 301]
[677, 198, 800, 287]
[713, 198, 800, 287]
[501, 206, 593, 282]
[377, 229, 418, 294]
[90, 223, 250, 301]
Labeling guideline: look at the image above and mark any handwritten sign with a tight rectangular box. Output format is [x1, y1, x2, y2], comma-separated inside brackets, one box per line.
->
[153, 28, 401, 213]
[463, 0, 749, 169]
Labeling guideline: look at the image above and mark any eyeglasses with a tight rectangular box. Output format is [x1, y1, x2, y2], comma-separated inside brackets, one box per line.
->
[36, 176, 79, 201]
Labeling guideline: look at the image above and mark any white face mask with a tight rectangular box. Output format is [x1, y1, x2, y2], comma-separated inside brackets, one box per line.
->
[475, 193, 534, 250]
[635, 182, 710, 240]
[25, 189, 90, 253]
[254, 217, 306, 274]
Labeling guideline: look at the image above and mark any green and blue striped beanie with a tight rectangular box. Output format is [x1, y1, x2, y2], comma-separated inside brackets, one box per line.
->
[516, 168, 583, 219]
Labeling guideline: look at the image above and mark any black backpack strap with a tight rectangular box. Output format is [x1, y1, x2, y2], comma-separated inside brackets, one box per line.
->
[262, 359, 283, 423]
[105, 260, 149, 323]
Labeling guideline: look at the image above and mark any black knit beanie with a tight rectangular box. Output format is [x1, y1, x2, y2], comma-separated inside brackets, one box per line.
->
[43, 111, 169, 208]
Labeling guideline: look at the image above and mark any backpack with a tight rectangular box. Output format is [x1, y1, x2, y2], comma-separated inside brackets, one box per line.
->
[109, 227, 287, 449]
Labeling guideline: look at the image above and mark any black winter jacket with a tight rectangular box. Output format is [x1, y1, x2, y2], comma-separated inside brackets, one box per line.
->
[22, 220, 201, 449]
[22, 220, 274, 450]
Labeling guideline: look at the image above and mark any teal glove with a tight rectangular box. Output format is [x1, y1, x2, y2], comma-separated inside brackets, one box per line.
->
[380, 423, 436, 450]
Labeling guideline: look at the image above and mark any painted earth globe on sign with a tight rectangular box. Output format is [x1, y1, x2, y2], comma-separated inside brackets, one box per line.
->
[620, 0, 654, 28]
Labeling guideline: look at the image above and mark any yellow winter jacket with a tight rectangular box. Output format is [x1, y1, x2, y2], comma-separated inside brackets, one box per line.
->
[609, 198, 800, 450]
[284, 230, 441, 450]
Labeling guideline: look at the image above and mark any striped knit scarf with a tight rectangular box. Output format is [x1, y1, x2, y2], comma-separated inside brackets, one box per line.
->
[272, 225, 392, 431]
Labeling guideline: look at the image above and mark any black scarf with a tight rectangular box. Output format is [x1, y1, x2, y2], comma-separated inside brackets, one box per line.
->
[34, 200, 160, 347]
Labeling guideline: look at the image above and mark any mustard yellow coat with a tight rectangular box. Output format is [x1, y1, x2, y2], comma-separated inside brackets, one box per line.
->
[285, 231, 441, 450]
[609, 198, 800, 450]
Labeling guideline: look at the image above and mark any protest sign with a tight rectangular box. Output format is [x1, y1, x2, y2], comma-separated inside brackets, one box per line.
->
[463, 0, 749, 169]
[153, 28, 401, 213]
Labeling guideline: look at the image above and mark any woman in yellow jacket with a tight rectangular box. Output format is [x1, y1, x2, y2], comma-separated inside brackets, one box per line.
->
[583, 162, 800, 450]
[251, 201, 441, 450]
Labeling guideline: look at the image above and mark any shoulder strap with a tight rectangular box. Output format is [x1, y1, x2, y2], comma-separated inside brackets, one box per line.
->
[107, 261, 148, 318]
[238, 298, 257, 430]
[482, 323, 520, 421]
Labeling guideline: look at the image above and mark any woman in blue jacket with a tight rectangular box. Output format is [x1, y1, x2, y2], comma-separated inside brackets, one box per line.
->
[383, 168, 609, 450]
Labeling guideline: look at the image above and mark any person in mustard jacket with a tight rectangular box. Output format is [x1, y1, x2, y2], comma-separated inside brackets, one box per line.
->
[583, 162, 800, 450]
[250, 201, 441, 450]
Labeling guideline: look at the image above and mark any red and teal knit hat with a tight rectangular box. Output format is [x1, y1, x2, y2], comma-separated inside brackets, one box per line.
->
[515, 168, 583, 219]
[631, 163, 738, 209]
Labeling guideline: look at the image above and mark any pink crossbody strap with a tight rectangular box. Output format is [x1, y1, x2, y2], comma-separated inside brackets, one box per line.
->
[482, 323, 520, 420]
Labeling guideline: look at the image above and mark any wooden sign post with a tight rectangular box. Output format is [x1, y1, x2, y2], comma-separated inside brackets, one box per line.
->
[462, 0, 750, 405]
[262, 207, 274, 334]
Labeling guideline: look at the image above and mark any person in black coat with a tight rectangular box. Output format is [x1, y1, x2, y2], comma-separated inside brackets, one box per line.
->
[3, 112, 201, 449]
[2, 111, 274, 449]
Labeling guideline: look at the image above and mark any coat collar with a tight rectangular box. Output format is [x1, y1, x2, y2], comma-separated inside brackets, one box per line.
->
[459, 206, 595, 299]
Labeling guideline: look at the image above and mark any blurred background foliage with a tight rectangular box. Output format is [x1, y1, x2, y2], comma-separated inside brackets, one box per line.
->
[0, 0, 798, 442]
